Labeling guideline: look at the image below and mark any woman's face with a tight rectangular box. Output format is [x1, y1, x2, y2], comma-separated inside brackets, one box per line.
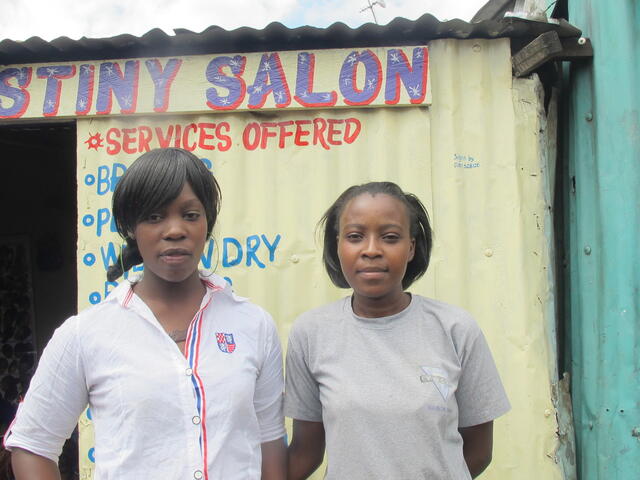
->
[337, 193, 415, 305]
[133, 182, 208, 285]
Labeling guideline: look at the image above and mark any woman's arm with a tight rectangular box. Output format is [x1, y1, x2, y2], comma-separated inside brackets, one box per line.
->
[11, 448, 61, 480]
[261, 437, 286, 480]
[5, 317, 89, 465]
[287, 419, 325, 480]
[458, 420, 494, 478]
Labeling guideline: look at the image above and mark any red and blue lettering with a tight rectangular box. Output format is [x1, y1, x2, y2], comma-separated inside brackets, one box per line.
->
[96, 61, 140, 115]
[205, 55, 247, 111]
[145, 58, 183, 113]
[37, 65, 76, 117]
[339, 50, 382, 106]
[294, 52, 337, 108]
[248, 53, 291, 109]
[0, 67, 32, 119]
[385, 47, 428, 105]
[76, 64, 95, 115]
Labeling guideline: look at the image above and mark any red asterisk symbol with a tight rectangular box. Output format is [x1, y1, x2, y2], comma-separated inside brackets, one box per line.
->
[85, 132, 104, 150]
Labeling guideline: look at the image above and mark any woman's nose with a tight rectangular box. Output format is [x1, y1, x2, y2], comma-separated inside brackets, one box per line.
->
[362, 237, 382, 257]
[163, 217, 187, 239]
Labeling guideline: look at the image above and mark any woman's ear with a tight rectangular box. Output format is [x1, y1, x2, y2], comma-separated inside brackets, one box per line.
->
[409, 238, 416, 261]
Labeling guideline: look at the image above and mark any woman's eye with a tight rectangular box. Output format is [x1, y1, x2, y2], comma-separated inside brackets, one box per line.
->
[147, 213, 162, 222]
[184, 212, 201, 221]
[345, 233, 362, 241]
[383, 235, 400, 242]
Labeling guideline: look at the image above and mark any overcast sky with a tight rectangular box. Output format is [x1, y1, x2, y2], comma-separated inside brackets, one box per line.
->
[1, 0, 489, 42]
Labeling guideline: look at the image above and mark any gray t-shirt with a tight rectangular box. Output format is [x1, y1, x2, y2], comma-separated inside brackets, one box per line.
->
[284, 295, 510, 479]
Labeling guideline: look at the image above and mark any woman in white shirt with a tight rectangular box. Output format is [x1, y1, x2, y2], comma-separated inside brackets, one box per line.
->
[6, 148, 286, 480]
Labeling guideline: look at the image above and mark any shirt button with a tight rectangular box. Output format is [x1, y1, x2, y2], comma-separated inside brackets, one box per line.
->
[192, 416, 201, 425]
[185, 368, 193, 376]
[194, 470, 203, 479]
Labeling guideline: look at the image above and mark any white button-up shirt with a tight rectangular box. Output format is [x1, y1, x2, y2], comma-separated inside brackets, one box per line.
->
[5, 273, 285, 479]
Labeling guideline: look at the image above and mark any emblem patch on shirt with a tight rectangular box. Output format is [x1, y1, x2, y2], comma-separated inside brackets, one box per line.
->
[420, 366, 451, 401]
[215, 332, 236, 353]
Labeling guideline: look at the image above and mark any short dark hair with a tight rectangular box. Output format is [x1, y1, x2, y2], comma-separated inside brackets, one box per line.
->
[107, 148, 221, 281]
[319, 181, 432, 290]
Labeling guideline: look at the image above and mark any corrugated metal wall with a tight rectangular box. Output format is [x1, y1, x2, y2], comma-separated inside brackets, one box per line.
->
[428, 39, 568, 479]
[563, 0, 640, 477]
[72, 38, 570, 479]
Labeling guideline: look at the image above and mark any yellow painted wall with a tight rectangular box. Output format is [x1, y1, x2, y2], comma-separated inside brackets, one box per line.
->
[73, 39, 564, 479]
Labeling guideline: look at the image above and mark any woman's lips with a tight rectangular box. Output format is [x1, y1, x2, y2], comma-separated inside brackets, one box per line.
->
[357, 267, 387, 278]
[160, 249, 191, 264]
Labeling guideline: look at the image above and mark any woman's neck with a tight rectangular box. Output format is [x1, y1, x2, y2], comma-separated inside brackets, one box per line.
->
[351, 291, 411, 318]
[134, 270, 205, 306]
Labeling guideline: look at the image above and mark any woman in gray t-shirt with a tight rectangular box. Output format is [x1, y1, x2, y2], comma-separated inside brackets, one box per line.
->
[284, 181, 510, 479]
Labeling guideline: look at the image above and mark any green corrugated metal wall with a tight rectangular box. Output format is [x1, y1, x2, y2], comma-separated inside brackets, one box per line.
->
[563, 0, 640, 478]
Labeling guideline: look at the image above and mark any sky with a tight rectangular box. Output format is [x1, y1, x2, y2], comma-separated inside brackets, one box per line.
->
[0, 0, 489, 42]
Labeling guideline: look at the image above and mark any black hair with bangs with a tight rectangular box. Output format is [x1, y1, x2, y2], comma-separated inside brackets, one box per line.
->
[319, 181, 432, 290]
[106, 148, 221, 282]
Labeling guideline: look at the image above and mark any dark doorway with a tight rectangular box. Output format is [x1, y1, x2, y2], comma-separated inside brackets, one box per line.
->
[0, 122, 77, 428]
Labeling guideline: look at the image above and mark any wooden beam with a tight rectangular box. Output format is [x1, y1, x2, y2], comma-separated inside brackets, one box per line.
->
[512, 30, 593, 77]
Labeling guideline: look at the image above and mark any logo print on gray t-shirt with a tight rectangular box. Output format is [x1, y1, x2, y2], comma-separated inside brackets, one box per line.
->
[420, 366, 451, 400]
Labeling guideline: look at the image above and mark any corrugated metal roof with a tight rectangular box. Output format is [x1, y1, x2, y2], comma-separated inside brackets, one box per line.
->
[0, 13, 581, 65]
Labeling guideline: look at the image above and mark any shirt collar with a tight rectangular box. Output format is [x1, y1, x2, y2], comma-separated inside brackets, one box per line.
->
[104, 271, 247, 308]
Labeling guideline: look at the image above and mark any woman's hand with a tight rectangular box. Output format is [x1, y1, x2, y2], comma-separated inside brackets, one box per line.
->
[261, 437, 286, 480]
[11, 448, 61, 480]
[459, 420, 494, 478]
[287, 419, 325, 480]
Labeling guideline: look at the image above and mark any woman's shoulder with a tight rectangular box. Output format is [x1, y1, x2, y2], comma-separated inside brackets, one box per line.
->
[201, 273, 278, 331]
[76, 280, 133, 318]
[63, 295, 128, 339]
[411, 294, 481, 334]
[40, 299, 120, 353]
[290, 297, 350, 333]
[57, 280, 142, 340]
[298, 296, 350, 320]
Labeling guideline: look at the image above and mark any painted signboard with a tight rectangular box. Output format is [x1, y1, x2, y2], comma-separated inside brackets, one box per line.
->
[0, 46, 430, 119]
